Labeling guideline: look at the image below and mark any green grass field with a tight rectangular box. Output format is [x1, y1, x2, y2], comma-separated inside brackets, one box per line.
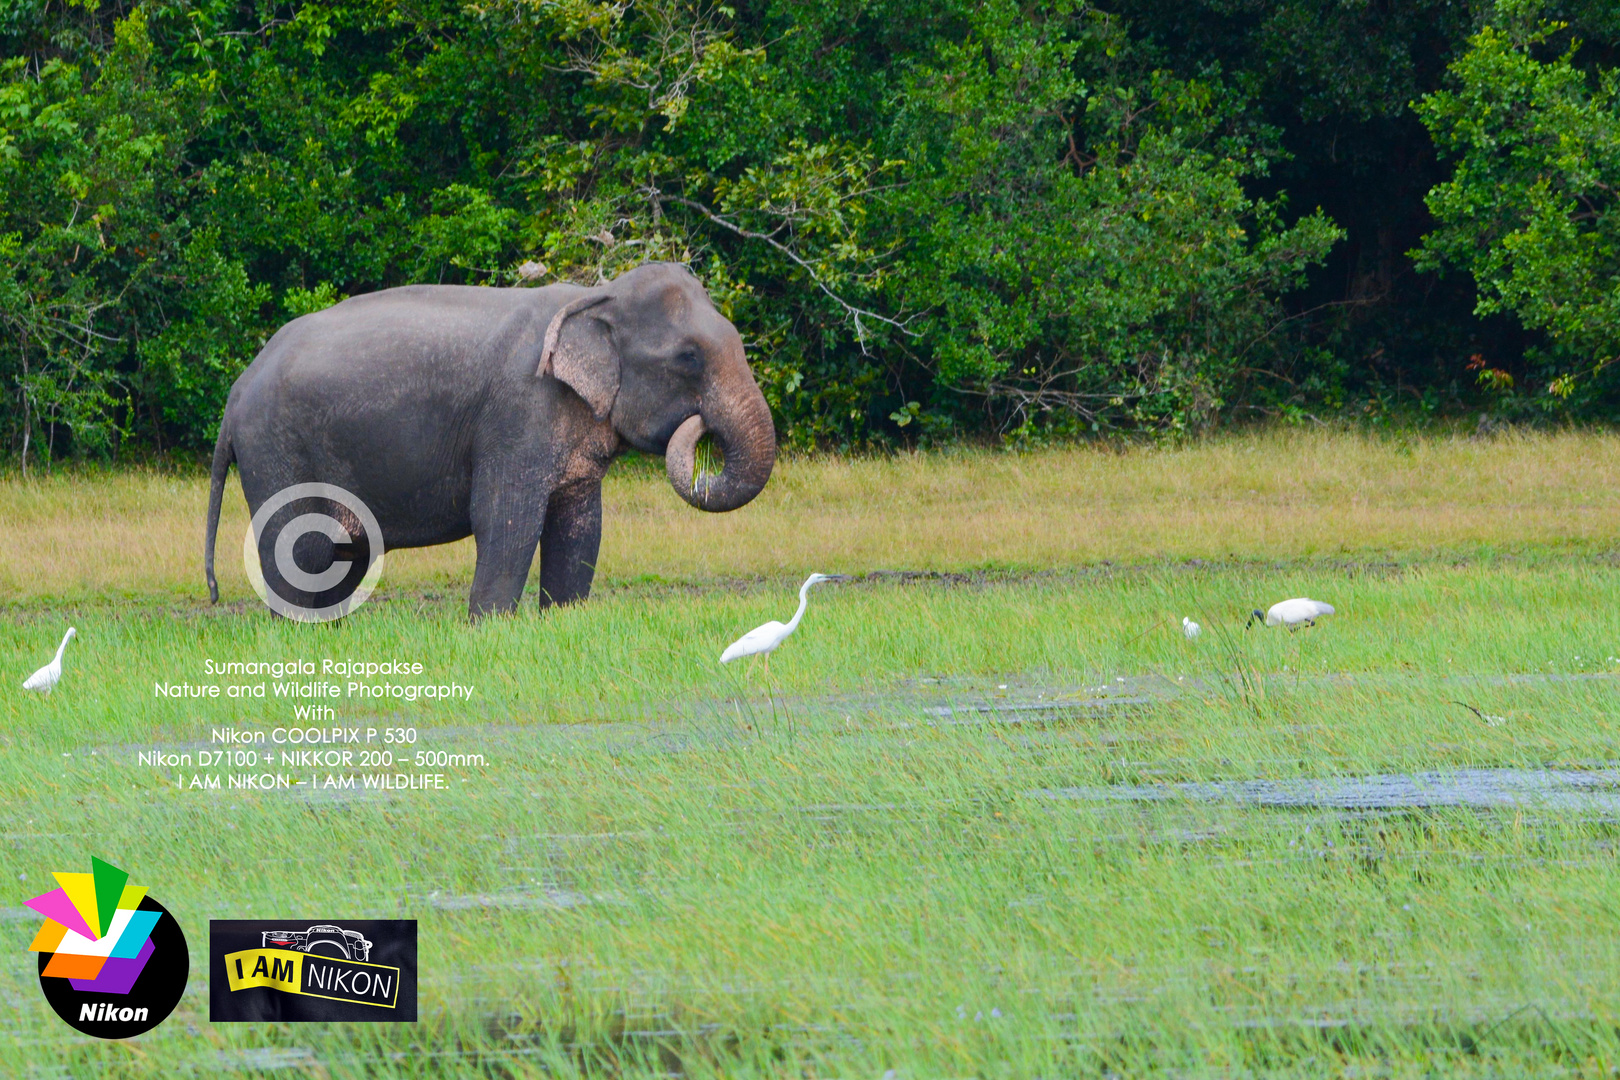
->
[3, 430, 1620, 1077]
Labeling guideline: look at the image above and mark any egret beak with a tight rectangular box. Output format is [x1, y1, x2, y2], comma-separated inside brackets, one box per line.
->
[1245, 609, 1265, 630]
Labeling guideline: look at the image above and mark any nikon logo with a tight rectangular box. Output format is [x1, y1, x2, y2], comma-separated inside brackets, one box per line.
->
[305, 958, 395, 1004]
[30, 859, 190, 1039]
[78, 1002, 150, 1023]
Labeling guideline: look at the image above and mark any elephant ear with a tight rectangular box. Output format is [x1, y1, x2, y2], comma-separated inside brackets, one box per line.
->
[536, 293, 617, 420]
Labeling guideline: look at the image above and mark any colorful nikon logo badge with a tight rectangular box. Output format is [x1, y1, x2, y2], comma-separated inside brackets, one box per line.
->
[25, 857, 189, 1039]
[210, 920, 416, 1022]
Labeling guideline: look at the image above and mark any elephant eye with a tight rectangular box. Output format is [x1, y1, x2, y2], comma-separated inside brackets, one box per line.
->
[675, 349, 704, 371]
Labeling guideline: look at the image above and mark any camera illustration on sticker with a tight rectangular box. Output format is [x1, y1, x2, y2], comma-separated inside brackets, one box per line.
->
[261, 924, 374, 962]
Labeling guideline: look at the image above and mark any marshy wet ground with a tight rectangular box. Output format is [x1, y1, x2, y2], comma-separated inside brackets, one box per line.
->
[1045, 766, 1620, 812]
[15, 637, 1620, 1075]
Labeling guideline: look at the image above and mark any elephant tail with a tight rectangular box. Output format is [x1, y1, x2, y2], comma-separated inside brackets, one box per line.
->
[205, 418, 234, 604]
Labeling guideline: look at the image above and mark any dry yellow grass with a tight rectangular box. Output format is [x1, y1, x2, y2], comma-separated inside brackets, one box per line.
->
[1, 428, 1616, 602]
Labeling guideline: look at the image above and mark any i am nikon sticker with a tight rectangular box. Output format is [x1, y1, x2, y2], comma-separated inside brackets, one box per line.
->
[210, 920, 416, 1021]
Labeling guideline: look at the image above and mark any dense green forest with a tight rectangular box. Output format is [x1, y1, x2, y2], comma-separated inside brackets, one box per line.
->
[1, 0, 1618, 461]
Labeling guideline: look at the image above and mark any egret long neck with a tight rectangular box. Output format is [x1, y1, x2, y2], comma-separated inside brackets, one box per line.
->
[53, 632, 72, 662]
[783, 581, 814, 633]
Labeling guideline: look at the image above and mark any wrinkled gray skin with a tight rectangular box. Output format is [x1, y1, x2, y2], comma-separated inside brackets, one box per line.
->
[204, 262, 776, 618]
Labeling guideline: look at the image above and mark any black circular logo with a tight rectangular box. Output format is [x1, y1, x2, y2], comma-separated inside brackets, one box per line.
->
[38, 896, 189, 1039]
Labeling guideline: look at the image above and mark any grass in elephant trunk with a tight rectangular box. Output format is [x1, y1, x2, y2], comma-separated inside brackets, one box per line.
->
[691, 428, 724, 490]
[3, 554, 1620, 1076]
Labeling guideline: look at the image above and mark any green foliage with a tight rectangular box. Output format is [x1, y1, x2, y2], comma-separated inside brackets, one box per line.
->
[1415, 0, 1620, 409]
[0, 9, 198, 464]
[136, 229, 273, 447]
[0, 0, 1356, 458]
[6, 0, 1616, 459]
[885, 23, 1343, 433]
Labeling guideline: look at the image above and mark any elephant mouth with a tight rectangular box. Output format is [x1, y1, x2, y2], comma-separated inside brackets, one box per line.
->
[664, 413, 772, 512]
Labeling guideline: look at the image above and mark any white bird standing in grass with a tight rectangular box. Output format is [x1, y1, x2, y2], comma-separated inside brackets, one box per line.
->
[22, 627, 76, 694]
[1182, 617, 1201, 639]
[721, 573, 839, 669]
[1247, 598, 1335, 630]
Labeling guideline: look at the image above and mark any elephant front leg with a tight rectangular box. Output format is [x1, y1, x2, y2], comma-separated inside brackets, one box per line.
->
[468, 487, 549, 619]
[537, 480, 603, 608]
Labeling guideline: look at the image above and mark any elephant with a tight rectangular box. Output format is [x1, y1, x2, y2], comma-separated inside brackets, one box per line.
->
[203, 262, 776, 618]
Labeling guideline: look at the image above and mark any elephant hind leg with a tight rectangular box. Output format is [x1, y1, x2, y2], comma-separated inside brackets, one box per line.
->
[537, 480, 602, 609]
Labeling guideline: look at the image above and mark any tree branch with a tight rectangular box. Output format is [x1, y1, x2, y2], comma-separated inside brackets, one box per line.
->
[647, 188, 920, 352]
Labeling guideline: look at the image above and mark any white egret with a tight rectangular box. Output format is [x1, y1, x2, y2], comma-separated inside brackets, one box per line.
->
[22, 627, 76, 694]
[1182, 617, 1201, 639]
[720, 573, 840, 668]
[1246, 598, 1334, 631]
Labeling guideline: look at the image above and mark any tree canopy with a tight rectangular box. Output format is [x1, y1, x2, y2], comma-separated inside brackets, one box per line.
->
[1, 0, 1617, 463]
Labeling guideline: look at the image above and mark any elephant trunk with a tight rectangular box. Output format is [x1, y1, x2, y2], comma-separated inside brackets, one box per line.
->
[665, 381, 776, 512]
